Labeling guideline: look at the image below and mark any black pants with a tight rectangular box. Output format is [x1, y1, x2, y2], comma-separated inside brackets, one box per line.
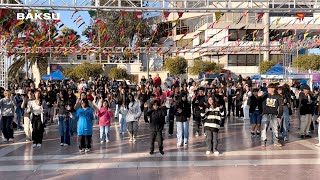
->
[1, 116, 14, 140]
[227, 98, 235, 115]
[32, 115, 44, 144]
[236, 103, 244, 117]
[150, 130, 163, 152]
[78, 135, 92, 149]
[168, 119, 174, 135]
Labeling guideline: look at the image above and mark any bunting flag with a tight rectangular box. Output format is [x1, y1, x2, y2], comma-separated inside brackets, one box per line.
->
[215, 12, 223, 22]
[256, 13, 264, 23]
[275, 17, 281, 25]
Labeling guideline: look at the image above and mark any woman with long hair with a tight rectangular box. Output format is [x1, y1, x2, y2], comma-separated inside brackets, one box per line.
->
[21, 90, 34, 142]
[56, 90, 70, 146]
[125, 94, 141, 142]
[175, 93, 191, 147]
[0, 90, 16, 143]
[27, 90, 47, 148]
[201, 96, 224, 155]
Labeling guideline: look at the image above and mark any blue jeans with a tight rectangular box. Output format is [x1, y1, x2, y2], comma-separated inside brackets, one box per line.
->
[100, 126, 110, 141]
[261, 114, 279, 143]
[282, 106, 290, 138]
[58, 116, 71, 145]
[249, 110, 262, 125]
[176, 121, 189, 145]
[16, 108, 23, 129]
[119, 114, 126, 133]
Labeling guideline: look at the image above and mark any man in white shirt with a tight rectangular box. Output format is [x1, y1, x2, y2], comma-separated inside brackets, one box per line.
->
[200, 78, 208, 87]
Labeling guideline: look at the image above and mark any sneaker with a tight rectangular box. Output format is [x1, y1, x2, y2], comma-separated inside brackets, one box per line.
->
[160, 151, 164, 155]
[184, 143, 188, 148]
[106, 140, 110, 143]
[8, 138, 14, 142]
[85, 148, 90, 152]
[37, 144, 42, 147]
[33, 144, 37, 148]
[300, 135, 305, 139]
[305, 135, 312, 138]
[149, 151, 154, 155]
[79, 149, 85, 153]
[251, 131, 255, 137]
[100, 141, 104, 144]
[206, 151, 211, 155]
[168, 134, 172, 137]
[3, 139, 8, 143]
[63, 144, 69, 146]
[133, 137, 136, 142]
[284, 137, 289, 141]
[261, 140, 267, 147]
[60, 143, 64, 146]
[177, 143, 182, 148]
[315, 143, 320, 147]
[213, 151, 219, 156]
[256, 131, 261, 136]
[26, 139, 31, 142]
[195, 132, 199, 137]
[129, 138, 133, 142]
[121, 132, 125, 136]
[274, 142, 282, 147]
[204, 133, 207, 137]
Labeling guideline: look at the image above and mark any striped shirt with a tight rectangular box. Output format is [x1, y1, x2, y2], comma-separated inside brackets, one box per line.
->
[201, 107, 224, 132]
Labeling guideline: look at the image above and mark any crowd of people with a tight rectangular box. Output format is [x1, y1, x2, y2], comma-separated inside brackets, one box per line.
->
[0, 72, 320, 155]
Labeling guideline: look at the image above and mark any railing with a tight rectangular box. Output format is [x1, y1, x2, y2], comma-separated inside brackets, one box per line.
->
[192, 16, 209, 32]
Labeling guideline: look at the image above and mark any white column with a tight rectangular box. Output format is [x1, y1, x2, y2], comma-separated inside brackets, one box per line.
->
[263, 12, 270, 61]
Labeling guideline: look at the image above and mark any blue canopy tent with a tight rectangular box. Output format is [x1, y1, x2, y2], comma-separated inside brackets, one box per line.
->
[42, 70, 68, 80]
[252, 64, 308, 80]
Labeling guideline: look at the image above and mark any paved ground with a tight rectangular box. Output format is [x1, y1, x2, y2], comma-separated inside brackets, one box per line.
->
[0, 110, 319, 180]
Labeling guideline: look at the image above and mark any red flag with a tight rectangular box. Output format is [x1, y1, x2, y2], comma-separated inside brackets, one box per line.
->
[121, 11, 127, 17]
[178, 12, 183, 18]
[136, 12, 142, 19]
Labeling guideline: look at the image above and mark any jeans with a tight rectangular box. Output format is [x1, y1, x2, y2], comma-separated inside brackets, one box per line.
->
[282, 106, 290, 138]
[300, 114, 312, 135]
[127, 121, 138, 137]
[16, 108, 23, 129]
[249, 110, 262, 125]
[261, 114, 279, 143]
[119, 114, 126, 133]
[176, 121, 189, 145]
[1, 116, 14, 140]
[206, 130, 218, 152]
[115, 104, 119, 117]
[100, 126, 110, 141]
[58, 116, 71, 145]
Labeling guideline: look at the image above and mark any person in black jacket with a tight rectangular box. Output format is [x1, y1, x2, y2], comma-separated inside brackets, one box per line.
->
[192, 87, 208, 136]
[175, 93, 191, 147]
[168, 98, 175, 136]
[259, 84, 283, 147]
[247, 88, 262, 137]
[299, 85, 314, 138]
[147, 100, 167, 155]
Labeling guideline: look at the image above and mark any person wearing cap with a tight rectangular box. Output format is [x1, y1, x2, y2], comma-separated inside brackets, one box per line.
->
[192, 86, 208, 136]
[14, 89, 24, 130]
[299, 84, 314, 138]
[259, 83, 283, 147]
[147, 100, 167, 155]
[247, 88, 263, 137]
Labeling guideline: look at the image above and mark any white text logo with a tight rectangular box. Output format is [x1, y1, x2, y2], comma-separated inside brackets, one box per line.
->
[17, 13, 60, 20]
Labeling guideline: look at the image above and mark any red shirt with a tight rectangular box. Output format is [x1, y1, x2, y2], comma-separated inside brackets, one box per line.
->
[153, 77, 161, 87]
[87, 95, 94, 101]
[97, 107, 113, 126]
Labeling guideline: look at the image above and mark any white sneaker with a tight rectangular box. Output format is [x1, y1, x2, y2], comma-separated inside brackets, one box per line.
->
[195, 132, 199, 137]
[129, 138, 133, 142]
[121, 132, 125, 135]
[85, 148, 90, 152]
[37, 144, 42, 147]
[106, 140, 110, 143]
[79, 149, 85, 153]
[184, 143, 188, 147]
[213, 151, 219, 156]
[206, 151, 211, 155]
[33, 144, 37, 148]
[100, 141, 104, 144]
[177, 143, 182, 147]
[315, 143, 320, 147]
[133, 138, 136, 142]
[60, 143, 64, 146]
[63, 144, 69, 146]
[8, 138, 14, 142]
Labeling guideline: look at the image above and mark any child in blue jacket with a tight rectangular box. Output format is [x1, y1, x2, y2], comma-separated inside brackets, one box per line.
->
[75, 99, 95, 153]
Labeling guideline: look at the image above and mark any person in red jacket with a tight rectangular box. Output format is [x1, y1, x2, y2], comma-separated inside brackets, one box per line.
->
[153, 73, 162, 87]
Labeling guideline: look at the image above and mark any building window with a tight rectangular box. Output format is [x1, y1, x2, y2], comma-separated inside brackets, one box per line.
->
[77, 55, 81, 60]
[83, 55, 87, 60]
[229, 29, 263, 41]
[228, 54, 262, 66]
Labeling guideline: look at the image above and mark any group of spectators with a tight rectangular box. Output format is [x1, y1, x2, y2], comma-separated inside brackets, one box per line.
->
[0, 72, 319, 155]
